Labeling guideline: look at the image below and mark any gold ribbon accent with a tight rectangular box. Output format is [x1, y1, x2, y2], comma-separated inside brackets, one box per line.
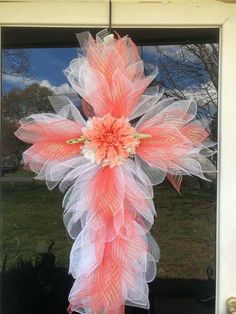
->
[66, 133, 151, 144]
[133, 133, 151, 140]
[66, 136, 88, 144]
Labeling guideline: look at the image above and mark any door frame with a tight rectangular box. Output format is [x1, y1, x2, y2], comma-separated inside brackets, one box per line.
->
[1, 1, 236, 313]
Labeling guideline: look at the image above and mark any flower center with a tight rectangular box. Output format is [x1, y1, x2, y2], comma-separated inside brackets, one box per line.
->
[66, 114, 151, 167]
[82, 114, 139, 167]
[105, 133, 115, 144]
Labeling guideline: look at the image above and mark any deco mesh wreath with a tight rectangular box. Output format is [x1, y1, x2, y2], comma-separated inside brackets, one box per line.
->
[15, 29, 216, 314]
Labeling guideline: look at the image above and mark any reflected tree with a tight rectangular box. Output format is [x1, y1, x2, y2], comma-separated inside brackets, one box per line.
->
[2, 83, 54, 121]
[1, 83, 54, 174]
[142, 43, 218, 125]
[2, 49, 33, 78]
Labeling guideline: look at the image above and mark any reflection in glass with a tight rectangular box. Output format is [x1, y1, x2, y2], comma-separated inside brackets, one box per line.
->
[1, 41, 217, 314]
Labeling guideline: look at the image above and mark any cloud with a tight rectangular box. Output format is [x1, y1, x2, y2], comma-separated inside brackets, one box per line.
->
[2, 73, 37, 86]
[39, 79, 75, 95]
[2, 74, 75, 95]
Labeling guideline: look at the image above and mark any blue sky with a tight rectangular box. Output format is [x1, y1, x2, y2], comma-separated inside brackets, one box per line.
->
[29, 47, 77, 85]
[2, 44, 218, 122]
[2, 47, 79, 94]
[2, 45, 213, 95]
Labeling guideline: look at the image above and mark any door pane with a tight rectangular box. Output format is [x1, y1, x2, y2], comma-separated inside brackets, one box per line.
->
[1, 30, 217, 314]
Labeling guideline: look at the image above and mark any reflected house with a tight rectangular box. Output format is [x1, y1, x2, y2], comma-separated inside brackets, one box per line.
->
[1, 27, 218, 314]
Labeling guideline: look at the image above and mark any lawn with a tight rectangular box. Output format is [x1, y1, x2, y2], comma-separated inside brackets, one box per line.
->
[1, 176, 216, 280]
[153, 179, 216, 280]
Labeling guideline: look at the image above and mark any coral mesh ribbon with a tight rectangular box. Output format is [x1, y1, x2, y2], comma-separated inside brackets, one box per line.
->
[15, 30, 216, 314]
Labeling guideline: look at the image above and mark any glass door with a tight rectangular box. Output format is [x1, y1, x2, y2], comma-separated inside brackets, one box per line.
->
[1, 27, 218, 314]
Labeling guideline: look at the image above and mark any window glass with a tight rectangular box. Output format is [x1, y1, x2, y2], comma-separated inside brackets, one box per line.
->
[1, 35, 217, 314]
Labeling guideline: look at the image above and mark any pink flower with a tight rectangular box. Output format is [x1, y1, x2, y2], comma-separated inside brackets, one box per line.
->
[82, 114, 139, 167]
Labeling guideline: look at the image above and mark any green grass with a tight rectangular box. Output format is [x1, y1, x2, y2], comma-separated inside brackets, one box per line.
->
[3, 169, 33, 177]
[152, 179, 216, 279]
[1, 181, 72, 267]
[1, 177, 216, 280]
